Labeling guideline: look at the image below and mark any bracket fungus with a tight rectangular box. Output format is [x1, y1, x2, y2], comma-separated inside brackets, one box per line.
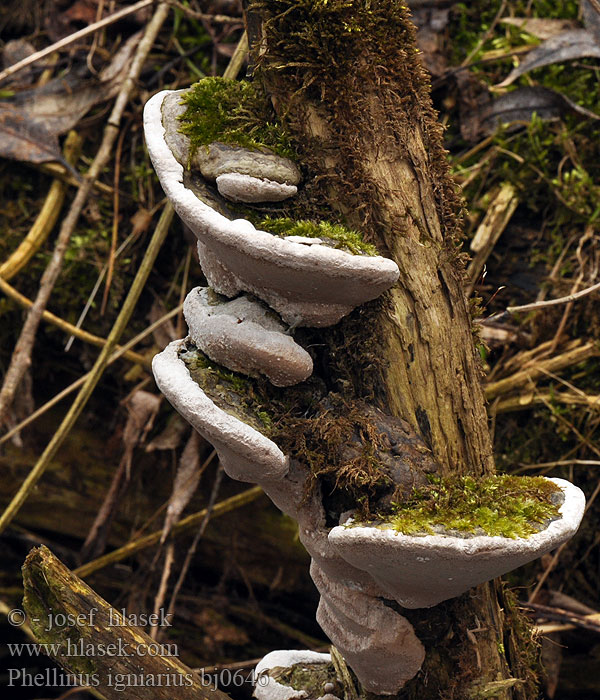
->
[143, 89, 400, 327]
[254, 650, 335, 700]
[152, 340, 287, 483]
[183, 287, 313, 387]
[328, 477, 585, 609]
[144, 78, 586, 697]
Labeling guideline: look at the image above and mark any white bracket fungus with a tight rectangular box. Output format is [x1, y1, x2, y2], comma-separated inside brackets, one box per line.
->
[311, 561, 425, 695]
[152, 340, 288, 483]
[254, 650, 334, 700]
[143, 90, 400, 327]
[328, 477, 585, 609]
[183, 287, 313, 387]
[145, 82, 586, 698]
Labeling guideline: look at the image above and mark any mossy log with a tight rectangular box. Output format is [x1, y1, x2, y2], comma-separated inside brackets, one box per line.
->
[249, 1, 538, 698]
[22, 546, 232, 700]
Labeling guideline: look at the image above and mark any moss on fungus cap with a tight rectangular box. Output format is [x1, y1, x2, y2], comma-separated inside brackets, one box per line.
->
[143, 90, 400, 327]
[328, 477, 586, 608]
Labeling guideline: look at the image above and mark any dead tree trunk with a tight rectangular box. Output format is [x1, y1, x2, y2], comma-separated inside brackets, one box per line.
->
[250, 1, 538, 697]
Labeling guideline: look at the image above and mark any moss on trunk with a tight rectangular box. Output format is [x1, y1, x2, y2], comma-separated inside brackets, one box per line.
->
[248, 1, 539, 697]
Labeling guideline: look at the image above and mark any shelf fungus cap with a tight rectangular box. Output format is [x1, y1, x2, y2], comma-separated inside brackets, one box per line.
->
[159, 90, 299, 203]
[328, 478, 585, 609]
[152, 339, 288, 483]
[183, 287, 313, 387]
[254, 650, 334, 700]
[143, 90, 400, 327]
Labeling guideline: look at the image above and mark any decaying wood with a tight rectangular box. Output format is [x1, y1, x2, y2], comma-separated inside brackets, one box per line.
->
[466, 182, 519, 293]
[252, 1, 535, 697]
[22, 546, 230, 700]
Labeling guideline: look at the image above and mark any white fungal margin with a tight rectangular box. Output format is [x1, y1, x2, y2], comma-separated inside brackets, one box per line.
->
[143, 90, 400, 327]
[328, 477, 586, 608]
[152, 339, 288, 482]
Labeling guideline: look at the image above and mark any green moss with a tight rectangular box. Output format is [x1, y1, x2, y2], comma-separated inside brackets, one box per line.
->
[179, 342, 393, 515]
[179, 343, 274, 432]
[270, 662, 340, 698]
[371, 474, 561, 538]
[256, 216, 378, 255]
[178, 77, 294, 159]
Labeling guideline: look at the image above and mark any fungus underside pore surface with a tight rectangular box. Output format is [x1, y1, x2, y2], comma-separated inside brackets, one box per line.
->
[370, 474, 562, 538]
[177, 77, 379, 256]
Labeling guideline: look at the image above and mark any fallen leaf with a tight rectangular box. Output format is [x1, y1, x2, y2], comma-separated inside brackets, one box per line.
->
[161, 431, 204, 543]
[500, 17, 579, 40]
[8, 31, 142, 135]
[80, 389, 162, 560]
[455, 70, 493, 142]
[2, 39, 36, 87]
[0, 32, 140, 167]
[148, 298, 178, 350]
[146, 413, 189, 452]
[481, 85, 600, 135]
[0, 105, 66, 166]
[498, 29, 600, 87]
[129, 208, 154, 239]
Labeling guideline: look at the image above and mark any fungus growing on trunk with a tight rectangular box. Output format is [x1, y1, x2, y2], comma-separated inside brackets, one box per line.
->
[152, 340, 287, 483]
[183, 287, 313, 386]
[328, 477, 585, 609]
[144, 71, 586, 696]
[143, 89, 400, 327]
[254, 650, 334, 700]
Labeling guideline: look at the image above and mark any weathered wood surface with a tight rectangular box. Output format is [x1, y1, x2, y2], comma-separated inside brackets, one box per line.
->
[22, 545, 233, 700]
[252, 2, 535, 697]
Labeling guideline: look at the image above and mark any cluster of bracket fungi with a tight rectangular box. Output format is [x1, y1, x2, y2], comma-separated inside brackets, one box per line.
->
[143, 82, 586, 696]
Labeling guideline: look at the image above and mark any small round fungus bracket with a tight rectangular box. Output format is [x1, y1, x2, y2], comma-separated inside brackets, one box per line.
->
[183, 287, 313, 386]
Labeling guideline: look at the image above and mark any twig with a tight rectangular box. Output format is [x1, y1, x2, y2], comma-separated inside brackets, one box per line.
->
[0, 0, 155, 84]
[517, 459, 600, 471]
[165, 0, 241, 24]
[22, 546, 231, 700]
[222, 31, 249, 81]
[485, 341, 598, 400]
[504, 280, 600, 314]
[492, 390, 600, 415]
[0, 132, 81, 281]
[166, 466, 225, 619]
[0, 276, 148, 367]
[524, 602, 600, 634]
[0, 305, 182, 447]
[0, 2, 171, 425]
[0, 200, 174, 536]
[460, 0, 507, 68]
[73, 486, 264, 578]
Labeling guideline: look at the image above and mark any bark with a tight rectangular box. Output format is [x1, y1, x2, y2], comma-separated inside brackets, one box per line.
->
[249, 2, 538, 698]
[22, 546, 229, 700]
